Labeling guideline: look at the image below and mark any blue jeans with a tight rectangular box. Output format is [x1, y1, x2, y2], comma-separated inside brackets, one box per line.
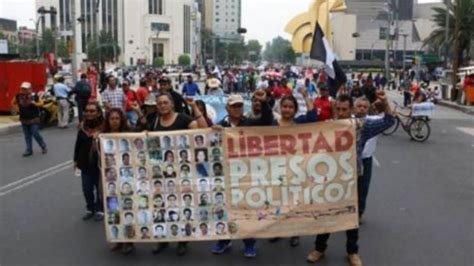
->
[81, 169, 103, 213]
[126, 111, 138, 127]
[358, 157, 373, 216]
[21, 123, 46, 153]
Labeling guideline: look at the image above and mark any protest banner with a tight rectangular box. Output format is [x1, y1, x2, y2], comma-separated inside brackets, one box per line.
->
[99, 120, 358, 243]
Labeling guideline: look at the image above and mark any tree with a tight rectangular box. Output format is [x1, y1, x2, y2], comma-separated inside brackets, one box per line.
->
[40, 29, 55, 54]
[86, 30, 121, 68]
[154, 57, 164, 67]
[178, 54, 191, 66]
[246, 39, 262, 62]
[263, 36, 296, 64]
[423, 0, 474, 66]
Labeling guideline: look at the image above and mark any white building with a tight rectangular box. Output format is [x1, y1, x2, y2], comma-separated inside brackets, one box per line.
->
[35, 0, 201, 66]
[210, 0, 242, 42]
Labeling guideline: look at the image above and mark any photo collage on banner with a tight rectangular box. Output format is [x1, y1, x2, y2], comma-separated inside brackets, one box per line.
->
[101, 130, 227, 242]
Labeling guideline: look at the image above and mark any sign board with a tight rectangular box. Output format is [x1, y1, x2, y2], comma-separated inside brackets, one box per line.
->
[99, 120, 359, 242]
[0, 39, 8, 54]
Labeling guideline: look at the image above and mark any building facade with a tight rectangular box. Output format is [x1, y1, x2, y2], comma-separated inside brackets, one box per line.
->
[0, 18, 18, 44]
[18, 27, 37, 45]
[35, 0, 201, 66]
[210, 0, 241, 42]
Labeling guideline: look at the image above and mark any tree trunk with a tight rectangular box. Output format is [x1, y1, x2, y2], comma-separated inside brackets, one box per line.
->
[451, 0, 460, 101]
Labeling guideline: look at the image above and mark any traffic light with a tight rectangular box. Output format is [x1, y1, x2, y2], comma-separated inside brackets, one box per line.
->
[237, 28, 247, 34]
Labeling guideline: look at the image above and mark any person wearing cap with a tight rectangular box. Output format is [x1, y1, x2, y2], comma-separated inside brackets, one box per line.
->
[211, 90, 273, 258]
[101, 76, 126, 112]
[122, 80, 139, 126]
[206, 73, 224, 96]
[53, 75, 72, 128]
[182, 75, 201, 97]
[313, 83, 335, 121]
[11, 82, 47, 156]
[158, 76, 190, 115]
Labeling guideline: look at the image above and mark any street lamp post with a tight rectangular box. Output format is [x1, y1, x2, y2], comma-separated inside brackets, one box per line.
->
[400, 33, 408, 70]
[29, 18, 42, 58]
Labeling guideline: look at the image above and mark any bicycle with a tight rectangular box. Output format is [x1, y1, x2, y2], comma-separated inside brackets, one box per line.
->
[382, 101, 431, 142]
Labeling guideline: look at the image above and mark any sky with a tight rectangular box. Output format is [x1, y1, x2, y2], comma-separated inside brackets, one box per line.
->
[1, 0, 440, 44]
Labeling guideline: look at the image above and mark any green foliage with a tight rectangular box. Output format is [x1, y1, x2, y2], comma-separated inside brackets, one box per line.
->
[154, 57, 165, 67]
[246, 39, 262, 62]
[178, 54, 191, 66]
[423, 0, 474, 65]
[263, 36, 296, 64]
[86, 30, 121, 64]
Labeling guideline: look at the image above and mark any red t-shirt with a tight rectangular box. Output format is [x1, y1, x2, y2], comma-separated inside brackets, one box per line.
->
[313, 96, 333, 121]
[124, 90, 138, 112]
[273, 86, 293, 99]
[136, 86, 149, 104]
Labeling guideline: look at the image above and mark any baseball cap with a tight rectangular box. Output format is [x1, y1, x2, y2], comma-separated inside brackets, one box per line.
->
[227, 94, 244, 106]
[20, 82, 32, 89]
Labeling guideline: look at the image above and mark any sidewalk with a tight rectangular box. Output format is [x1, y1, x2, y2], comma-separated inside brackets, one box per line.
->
[385, 90, 474, 115]
[0, 115, 21, 136]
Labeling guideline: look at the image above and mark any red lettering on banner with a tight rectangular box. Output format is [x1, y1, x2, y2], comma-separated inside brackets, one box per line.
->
[312, 132, 333, 153]
[263, 135, 279, 156]
[335, 130, 354, 152]
[279, 135, 297, 155]
[247, 136, 263, 157]
[298, 133, 312, 154]
[239, 131, 246, 157]
[227, 138, 239, 158]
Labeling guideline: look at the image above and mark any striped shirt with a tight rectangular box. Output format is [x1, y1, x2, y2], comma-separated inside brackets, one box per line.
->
[102, 87, 126, 110]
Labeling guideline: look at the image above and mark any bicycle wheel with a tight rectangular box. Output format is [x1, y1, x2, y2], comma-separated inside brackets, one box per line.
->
[409, 118, 431, 142]
[383, 116, 400, 136]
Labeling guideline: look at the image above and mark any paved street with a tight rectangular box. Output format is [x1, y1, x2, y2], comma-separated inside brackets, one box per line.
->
[0, 95, 473, 266]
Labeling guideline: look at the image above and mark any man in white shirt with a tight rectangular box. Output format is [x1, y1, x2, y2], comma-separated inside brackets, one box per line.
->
[354, 96, 381, 219]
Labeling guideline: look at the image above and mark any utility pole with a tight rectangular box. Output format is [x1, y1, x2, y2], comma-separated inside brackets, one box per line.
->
[444, 0, 450, 68]
[401, 33, 408, 70]
[451, 0, 460, 102]
[95, 0, 101, 71]
[71, 0, 78, 83]
[384, 11, 392, 80]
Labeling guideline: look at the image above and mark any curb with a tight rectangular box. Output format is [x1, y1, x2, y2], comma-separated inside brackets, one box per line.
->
[437, 101, 474, 115]
[0, 122, 22, 136]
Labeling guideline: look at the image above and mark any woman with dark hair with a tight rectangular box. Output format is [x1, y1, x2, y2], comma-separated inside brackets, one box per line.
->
[74, 102, 104, 221]
[194, 100, 213, 126]
[137, 93, 208, 256]
[271, 87, 317, 247]
[103, 108, 130, 133]
[102, 108, 134, 255]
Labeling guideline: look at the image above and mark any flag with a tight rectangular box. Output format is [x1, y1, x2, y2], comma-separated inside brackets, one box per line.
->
[310, 22, 347, 97]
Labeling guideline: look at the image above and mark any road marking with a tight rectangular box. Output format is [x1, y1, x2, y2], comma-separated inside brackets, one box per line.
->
[456, 127, 474, 137]
[0, 160, 73, 197]
[373, 156, 381, 168]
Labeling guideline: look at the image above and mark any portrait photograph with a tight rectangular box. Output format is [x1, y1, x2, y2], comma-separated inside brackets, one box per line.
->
[140, 226, 151, 239]
[136, 151, 147, 166]
[123, 212, 135, 225]
[166, 193, 179, 208]
[152, 165, 163, 179]
[197, 207, 210, 222]
[212, 206, 228, 221]
[213, 192, 225, 207]
[107, 211, 120, 225]
[169, 223, 180, 237]
[215, 222, 227, 236]
[210, 147, 223, 162]
[105, 154, 116, 167]
[138, 195, 149, 209]
[133, 138, 146, 151]
[180, 179, 193, 193]
[161, 136, 173, 150]
[152, 179, 163, 194]
[123, 225, 136, 239]
[182, 193, 194, 207]
[122, 197, 133, 210]
[179, 164, 192, 179]
[163, 164, 177, 179]
[198, 178, 210, 192]
[209, 132, 222, 147]
[106, 182, 117, 196]
[193, 134, 206, 148]
[153, 224, 167, 239]
[119, 138, 130, 153]
[165, 179, 177, 193]
[212, 177, 225, 192]
[153, 194, 165, 208]
[109, 225, 119, 239]
[147, 137, 161, 150]
[177, 135, 190, 149]
[137, 210, 152, 225]
[198, 222, 209, 237]
[149, 150, 163, 165]
[119, 167, 134, 181]
[178, 149, 191, 164]
[121, 153, 131, 166]
[181, 222, 194, 237]
[104, 168, 117, 182]
[120, 182, 133, 196]
[166, 209, 180, 223]
[136, 180, 150, 195]
[153, 208, 166, 223]
[137, 166, 148, 180]
[106, 196, 119, 211]
[163, 150, 175, 164]
[182, 208, 194, 221]
[103, 139, 116, 154]
[211, 162, 224, 177]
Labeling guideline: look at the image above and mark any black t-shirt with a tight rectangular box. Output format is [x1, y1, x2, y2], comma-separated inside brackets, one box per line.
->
[151, 113, 194, 131]
[16, 94, 40, 120]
